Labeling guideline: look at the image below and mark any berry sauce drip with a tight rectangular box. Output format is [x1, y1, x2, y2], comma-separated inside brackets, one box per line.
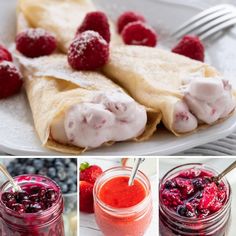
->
[160, 168, 227, 218]
[1, 184, 58, 214]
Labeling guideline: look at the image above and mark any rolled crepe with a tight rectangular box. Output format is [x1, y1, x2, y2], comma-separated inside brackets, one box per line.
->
[103, 45, 236, 135]
[16, 1, 160, 154]
[17, 0, 122, 53]
[16, 53, 160, 154]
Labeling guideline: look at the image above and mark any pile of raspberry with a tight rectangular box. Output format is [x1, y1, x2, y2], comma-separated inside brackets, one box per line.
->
[117, 11, 158, 47]
[160, 168, 227, 218]
[13, 10, 204, 76]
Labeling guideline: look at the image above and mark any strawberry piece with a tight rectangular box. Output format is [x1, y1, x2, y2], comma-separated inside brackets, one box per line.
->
[80, 162, 103, 184]
[79, 181, 94, 213]
[68, 30, 109, 70]
[16, 28, 57, 58]
[172, 35, 205, 62]
[76, 11, 111, 43]
[0, 44, 13, 62]
[121, 21, 157, 47]
[117, 11, 146, 34]
[0, 61, 23, 99]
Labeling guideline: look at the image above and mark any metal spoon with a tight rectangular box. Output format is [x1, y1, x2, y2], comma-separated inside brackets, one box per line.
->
[128, 158, 145, 186]
[211, 160, 236, 183]
[0, 163, 21, 192]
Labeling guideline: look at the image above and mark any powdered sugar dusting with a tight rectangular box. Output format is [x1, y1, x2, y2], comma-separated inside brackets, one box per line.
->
[21, 28, 54, 40]
[69, 30, 107, 59]
[16, 54, 115, 89]
[0, 61, 22, 78]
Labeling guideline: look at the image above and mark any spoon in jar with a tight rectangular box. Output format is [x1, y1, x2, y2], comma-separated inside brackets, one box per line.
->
[210, 160, 236, 183]
[128, 158, 145, 186]
[0, 163, 21, 192]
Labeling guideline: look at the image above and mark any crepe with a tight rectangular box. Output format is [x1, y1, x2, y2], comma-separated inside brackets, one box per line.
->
[17, 0, 122, 53]
[16, 1, 161, 154]
[103, 45, 236, 135]
[16, 53, 160, 154]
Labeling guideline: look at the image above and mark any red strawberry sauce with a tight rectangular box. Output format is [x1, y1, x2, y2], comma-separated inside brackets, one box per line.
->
[99, 176, 146, 208]
[94, 167, 152, 236]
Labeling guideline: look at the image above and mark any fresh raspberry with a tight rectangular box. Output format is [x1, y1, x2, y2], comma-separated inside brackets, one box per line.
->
[68, 30, 109, 70]
[0, 44, 13, 62]
[121, 21, 157, 47]
[16, 28, 57, 58]
[172, 35, 205, 62]
[76, 11, 111, 43]
[117, 11, 146, 34]
[0, 61, 23, 99]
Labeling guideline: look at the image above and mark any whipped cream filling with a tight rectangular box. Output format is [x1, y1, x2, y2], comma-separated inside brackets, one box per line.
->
[173, 77, 236, 133]
[51, 90, 147, 148]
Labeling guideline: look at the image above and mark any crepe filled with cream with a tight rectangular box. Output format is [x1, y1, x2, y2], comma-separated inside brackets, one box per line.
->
[16, 1, 160, 154]
[103, 45, 236, 135]
[17, 0, 121, 53]
[16, 54, 160, 154]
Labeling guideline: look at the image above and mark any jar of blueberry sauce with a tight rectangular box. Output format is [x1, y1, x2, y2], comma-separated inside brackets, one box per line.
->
[0, 174, 65, 236]
[159, 163, 231, 236]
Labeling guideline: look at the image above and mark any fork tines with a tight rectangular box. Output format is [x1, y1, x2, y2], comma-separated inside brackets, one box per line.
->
[172, 4, 236, 40]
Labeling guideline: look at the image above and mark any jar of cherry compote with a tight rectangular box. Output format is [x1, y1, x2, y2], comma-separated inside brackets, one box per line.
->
[94, 167, 153, 236]
[159, 163, 231, 236]
[0, 174, 65, 236]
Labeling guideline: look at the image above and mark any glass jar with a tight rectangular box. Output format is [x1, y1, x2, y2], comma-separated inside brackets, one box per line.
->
[0, 174, 65, 236]
[94, 167, 153, 236]
[159, 163, 231, 236]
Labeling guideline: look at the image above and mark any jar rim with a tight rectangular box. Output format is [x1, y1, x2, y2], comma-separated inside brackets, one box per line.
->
[159, 163, 231, 223]
[93, 166, 151, 215]
[0, 174, 63, 218]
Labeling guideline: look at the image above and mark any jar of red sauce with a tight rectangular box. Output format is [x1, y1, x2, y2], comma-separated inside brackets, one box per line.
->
[94, 166, 153, 236]
[159, 163, 231, 236]
[0, 174, 65, 236]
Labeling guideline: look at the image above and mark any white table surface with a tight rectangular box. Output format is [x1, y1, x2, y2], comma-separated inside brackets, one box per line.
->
[79, 158, 158, 236]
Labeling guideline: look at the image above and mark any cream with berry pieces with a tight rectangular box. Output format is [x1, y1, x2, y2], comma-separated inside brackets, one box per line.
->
[51, 90, 148, 148]
[159, 164, 231, 236]
[103, 45, 236, 135]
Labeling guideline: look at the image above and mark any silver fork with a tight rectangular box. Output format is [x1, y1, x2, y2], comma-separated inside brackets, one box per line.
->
[171, 4, 236, 40]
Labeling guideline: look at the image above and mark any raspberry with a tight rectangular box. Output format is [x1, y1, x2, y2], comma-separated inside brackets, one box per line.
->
[76, 11, 111, 43]
[0, 44, 13, 62]
[16, 28, 57, 58]
[117, 11, 146, 34]
[172, 35, 205, 62]
[68, 30, 109, 70]
[121, 21, 157, 47]
[0, 61, 23, 99]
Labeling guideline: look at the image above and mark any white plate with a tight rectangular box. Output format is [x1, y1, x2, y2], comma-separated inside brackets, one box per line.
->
[0, 0, 236, 156]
